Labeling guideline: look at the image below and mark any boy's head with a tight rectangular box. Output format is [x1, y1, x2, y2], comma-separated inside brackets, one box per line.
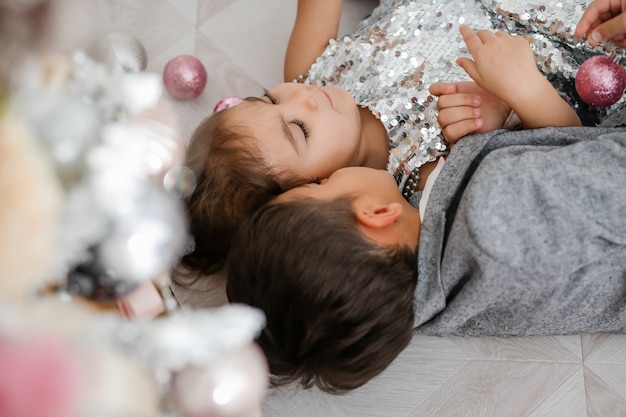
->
[178, 83, 363, 278]
[226, 167, 420, 393]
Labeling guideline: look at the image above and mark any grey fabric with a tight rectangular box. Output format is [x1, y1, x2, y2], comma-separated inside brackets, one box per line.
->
[599, 107, 626, 128]
[414, 126, 626, 336]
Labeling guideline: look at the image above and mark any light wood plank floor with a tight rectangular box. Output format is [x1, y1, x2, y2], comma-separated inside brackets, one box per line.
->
[49, 1, 626, 415]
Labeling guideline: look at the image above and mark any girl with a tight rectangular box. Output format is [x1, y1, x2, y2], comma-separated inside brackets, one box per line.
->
[178, 0, 624, 279]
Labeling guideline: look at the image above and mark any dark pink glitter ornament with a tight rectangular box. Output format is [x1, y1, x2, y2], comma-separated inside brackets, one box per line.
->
[575, 55, 626, 107]
[163, 55, 207, 101]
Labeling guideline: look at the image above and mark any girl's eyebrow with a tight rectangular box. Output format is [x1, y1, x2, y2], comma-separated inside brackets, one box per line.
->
[245, 89, 276, 104]
[241, 97, 299, 153]
[244, 96, 266, 103]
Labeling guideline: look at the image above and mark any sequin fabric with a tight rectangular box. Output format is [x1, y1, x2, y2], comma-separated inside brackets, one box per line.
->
[301, 0, 626, 198]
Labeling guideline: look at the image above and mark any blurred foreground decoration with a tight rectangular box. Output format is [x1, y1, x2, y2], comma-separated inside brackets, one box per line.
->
[0, 1, 269, 416]
[87, 31, 148, 73]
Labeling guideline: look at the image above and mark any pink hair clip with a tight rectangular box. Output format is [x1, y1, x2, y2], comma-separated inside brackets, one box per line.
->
[116, 281, 165, 319]
[213, 96, 244, 112]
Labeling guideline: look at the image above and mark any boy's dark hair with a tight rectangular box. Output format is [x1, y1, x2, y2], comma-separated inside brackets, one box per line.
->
[226, 196, 418, 394]
[176, 108, 305, 281]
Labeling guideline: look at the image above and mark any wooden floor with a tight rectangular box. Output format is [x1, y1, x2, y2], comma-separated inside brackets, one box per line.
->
[49, 0, 626, 415]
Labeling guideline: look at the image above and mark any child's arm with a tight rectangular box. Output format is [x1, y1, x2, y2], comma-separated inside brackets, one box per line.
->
[430, 81, 511, 144]
[456, 25, 581, 129]
[284, 0, 344, 82]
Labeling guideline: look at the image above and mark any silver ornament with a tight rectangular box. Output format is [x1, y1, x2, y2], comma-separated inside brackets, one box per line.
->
[171, 344, 268, 417]
[88, 31, 148, 73]
[97, 187, 188, 283]
[19, 91, 100, 184]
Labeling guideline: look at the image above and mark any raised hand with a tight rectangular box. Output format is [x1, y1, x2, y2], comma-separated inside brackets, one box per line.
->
[455, 25, 581, 128]
[455, 24, 544, 108]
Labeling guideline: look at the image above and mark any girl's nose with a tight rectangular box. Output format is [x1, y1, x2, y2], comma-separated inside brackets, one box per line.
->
[291, 88, 317, 110]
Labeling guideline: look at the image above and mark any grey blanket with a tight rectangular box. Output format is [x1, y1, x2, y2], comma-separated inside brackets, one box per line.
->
[413, 126, 626, 336]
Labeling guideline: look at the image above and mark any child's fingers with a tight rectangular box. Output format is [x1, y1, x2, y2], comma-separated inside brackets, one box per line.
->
[590, 12, 626, 43]
[475, 28, 498, 43]
[456, 57, 480, 83]
[441, 118, 484, 143]
[574, 0, 609, 36]
[436, 92, 481, 111]
[459, 24, 483, 54]
[437, 106, 480, 129]
[429, 82, 458, 96]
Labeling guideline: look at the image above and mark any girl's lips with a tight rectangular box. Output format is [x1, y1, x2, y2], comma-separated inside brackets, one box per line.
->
[320, 89, 333, 107]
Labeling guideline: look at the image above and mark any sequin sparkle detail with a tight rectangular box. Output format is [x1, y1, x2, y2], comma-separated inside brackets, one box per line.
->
[300, 0, 626, 198]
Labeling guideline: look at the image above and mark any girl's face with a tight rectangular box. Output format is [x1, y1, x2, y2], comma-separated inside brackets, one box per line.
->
[229, 83, 362, 181]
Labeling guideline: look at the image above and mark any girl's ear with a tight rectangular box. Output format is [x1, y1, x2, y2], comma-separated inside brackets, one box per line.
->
[355, 202, 403, 229]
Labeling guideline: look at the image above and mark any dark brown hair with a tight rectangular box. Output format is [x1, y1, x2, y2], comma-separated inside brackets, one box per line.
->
[176, 108, 306, 281]
[226, 196, 417, 393]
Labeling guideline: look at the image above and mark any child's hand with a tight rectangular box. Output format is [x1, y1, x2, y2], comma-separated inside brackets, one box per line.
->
[575, 0, 626, 46]
[430, 81, 511, 143]
[456, 25, 545, 109]
[456, 25, 581, 129]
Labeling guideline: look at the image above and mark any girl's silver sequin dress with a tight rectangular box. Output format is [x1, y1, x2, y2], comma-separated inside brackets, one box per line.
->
[302, 0, 626, 198]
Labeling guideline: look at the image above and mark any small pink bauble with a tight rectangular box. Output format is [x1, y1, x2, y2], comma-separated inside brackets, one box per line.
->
[575, 55, 626, 107]
[0, 338, 80, 417]
[213, 96, 244, 112]
[163, 55, 208, 101]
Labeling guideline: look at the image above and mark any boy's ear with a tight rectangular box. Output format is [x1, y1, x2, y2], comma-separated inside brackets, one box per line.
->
[355, 202, 403, 229]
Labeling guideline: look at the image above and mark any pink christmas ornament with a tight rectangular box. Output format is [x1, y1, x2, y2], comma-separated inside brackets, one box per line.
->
[0, 338, 80, 417]
[213, 96, 244, 112]
[575, 55, 626, 107]
[163, 55, 207, 101]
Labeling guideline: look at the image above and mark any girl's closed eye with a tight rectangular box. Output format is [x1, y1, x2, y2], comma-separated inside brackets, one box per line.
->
[262, 88, 311, 139]
[263, 89, 310, 138]
[292, 119, 310, 139]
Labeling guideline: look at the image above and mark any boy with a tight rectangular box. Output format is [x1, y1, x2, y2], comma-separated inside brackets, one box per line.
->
[227, 125, 626, 393]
